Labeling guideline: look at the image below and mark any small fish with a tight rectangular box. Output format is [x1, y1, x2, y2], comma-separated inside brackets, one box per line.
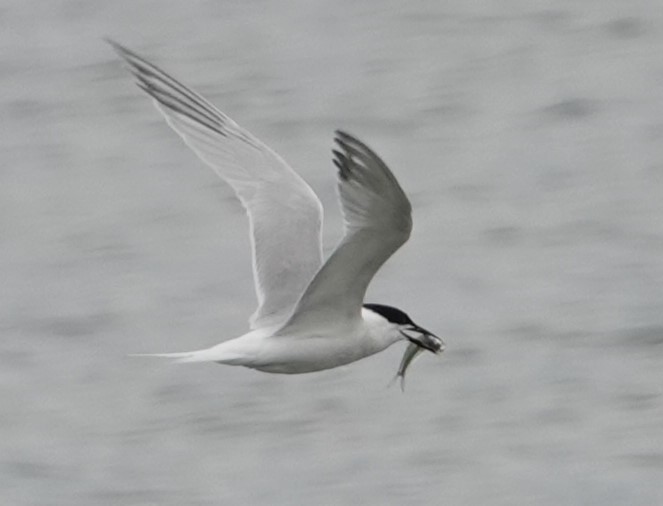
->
[391, 341, 425, 392]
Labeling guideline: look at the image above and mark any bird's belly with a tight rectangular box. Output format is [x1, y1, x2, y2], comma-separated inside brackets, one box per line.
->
[250, 335, 382, 374]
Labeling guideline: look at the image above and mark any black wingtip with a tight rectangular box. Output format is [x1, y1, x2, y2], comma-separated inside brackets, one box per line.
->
[332, 149, 351, 180]
[105, 38, 142, 69]
[332, 130, 364, 181]
[334, 129, 357, 145]
[105, 39, 150, 66]
[105, 37, 128, 55]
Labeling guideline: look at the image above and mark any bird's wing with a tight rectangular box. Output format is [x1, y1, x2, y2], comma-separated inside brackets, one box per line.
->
[282, 131, 412, 331]
[109, 41, 323, 330]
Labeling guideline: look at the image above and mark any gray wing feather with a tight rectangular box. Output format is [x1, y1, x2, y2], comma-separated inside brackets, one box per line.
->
[285, 131, 412, 328]
[109, 41, 324, 329]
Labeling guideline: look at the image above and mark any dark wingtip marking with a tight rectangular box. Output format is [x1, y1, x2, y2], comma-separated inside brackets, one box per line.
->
[332, 149, 351, 180]
[332, 130, 352, 181]
[335, 129, 355, 142]
[332, 149, 349, 166]
[333, 159, 349, 180]
[333, 130, 368, 182]
[105, 38, 138, 60]
[334, 131, 358, 151]
[104, 37, 120, 50]
[108, 41, 231, 139]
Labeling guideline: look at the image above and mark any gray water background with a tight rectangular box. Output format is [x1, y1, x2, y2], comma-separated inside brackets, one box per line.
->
[2, 1, 663, 504]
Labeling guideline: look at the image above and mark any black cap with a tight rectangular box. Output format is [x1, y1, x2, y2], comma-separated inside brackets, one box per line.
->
[363, 303, 413, 326]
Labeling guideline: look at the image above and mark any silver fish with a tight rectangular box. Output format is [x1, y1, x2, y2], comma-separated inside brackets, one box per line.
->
[392, 342, 425, 391]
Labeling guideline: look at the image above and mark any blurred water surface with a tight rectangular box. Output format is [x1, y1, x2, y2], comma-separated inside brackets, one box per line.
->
[1, 1, 663, 504]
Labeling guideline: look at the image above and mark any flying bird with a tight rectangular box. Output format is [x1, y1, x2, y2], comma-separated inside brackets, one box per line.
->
[108, 41, 444, 387]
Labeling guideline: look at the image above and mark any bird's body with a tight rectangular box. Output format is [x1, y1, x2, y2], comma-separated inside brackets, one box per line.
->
[109, 40, 444, 384]
[144, 307, 402, 374]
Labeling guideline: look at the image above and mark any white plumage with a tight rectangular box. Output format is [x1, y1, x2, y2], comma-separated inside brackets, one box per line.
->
[109, 41, 443, 379]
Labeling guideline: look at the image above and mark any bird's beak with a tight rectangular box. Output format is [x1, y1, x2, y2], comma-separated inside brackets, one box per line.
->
[401, 326, 445, 354]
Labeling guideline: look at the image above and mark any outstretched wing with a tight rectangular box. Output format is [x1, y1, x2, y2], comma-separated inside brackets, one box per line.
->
[284, 131, 412, 329]
[109, 41, 323, 330]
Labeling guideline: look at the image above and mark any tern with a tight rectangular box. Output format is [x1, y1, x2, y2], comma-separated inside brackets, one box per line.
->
[109, 41, 444, 384]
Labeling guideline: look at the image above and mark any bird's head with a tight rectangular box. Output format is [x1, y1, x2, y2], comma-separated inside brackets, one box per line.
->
[362, 303, 444, 354]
